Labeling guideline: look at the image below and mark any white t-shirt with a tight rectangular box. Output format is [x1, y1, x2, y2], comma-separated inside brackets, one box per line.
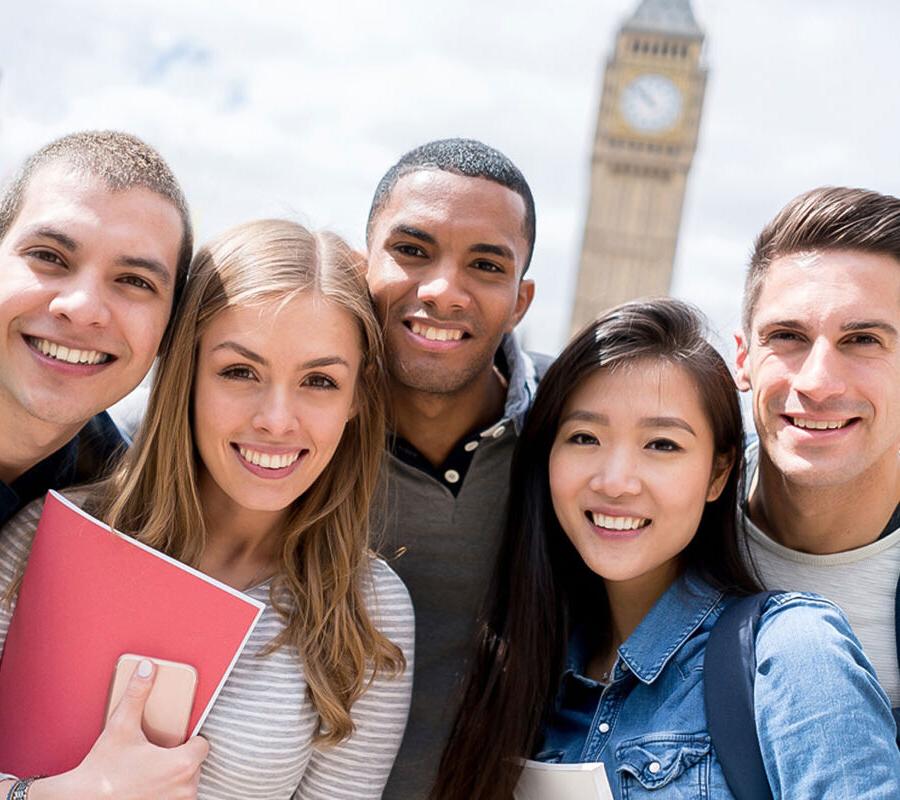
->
[742, 441, 900, 706]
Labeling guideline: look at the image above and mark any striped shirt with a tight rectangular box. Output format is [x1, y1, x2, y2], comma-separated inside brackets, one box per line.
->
[0, 497, 415, 798]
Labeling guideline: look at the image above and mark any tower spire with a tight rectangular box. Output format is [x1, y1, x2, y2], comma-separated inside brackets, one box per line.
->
[623, 0, 702, 38]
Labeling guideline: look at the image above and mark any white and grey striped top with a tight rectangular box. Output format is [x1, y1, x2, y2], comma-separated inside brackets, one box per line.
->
[0, 497, 415, 799]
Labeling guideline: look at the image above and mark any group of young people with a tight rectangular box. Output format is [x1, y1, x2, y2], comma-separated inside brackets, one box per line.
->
[0, 130, 896, 800]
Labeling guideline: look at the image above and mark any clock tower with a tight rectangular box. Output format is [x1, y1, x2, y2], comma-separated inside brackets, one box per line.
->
[570, 0, 707, 333]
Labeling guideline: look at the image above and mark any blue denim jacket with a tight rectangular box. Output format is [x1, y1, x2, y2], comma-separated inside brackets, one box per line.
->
[535, 571, 900, 799]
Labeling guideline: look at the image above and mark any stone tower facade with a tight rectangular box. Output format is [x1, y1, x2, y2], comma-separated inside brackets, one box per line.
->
[570, 0, 707, 334]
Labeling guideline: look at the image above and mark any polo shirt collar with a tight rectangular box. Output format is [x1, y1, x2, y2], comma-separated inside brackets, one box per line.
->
[497, 332, 538, 435]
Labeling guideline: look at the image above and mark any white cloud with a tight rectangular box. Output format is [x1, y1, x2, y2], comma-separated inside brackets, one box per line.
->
[2, 0, 899, 360]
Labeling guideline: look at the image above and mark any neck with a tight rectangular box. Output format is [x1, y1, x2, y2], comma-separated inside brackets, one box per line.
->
[605, 565, 677, 645]
[750, 453, 900, 554]
[389, 364, 507, 466]
[0, 398, 83, 485]
[596, 561, 680, 676]
[198, 477, 285, 589]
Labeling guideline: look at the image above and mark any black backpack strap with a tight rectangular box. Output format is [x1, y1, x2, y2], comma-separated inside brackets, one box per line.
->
[704, 591, 781, 800]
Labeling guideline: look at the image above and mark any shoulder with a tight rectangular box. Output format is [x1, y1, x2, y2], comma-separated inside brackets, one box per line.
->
[754, 591, 869, 667]
[73, 411, 128, 484]
[362, 556, 415, 637]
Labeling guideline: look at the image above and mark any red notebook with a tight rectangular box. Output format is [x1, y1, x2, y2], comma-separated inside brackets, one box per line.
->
[0, 490, 265, 776]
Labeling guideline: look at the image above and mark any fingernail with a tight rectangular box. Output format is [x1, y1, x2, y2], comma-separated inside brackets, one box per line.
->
[137, 659, 153, 678]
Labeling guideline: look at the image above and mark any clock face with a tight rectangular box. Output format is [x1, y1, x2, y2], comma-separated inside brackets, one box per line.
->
[619, 74, 683, 134]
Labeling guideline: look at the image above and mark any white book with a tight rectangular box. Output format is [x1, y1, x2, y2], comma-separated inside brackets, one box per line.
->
[515, 759, 614, 800]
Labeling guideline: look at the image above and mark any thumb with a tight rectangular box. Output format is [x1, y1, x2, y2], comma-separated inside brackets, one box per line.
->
[177, 735, 210, 766]
[108, 658, 156, 736]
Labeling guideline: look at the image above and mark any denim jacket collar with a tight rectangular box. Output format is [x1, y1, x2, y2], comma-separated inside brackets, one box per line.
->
[562, 571, 724, 685]
[618, 570, 724, 684]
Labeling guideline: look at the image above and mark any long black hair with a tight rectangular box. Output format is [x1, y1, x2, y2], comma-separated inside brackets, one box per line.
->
[432, 298, 760, 800]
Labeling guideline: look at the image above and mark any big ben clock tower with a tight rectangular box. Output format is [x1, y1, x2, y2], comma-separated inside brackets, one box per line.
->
[570, 0, 707, 333]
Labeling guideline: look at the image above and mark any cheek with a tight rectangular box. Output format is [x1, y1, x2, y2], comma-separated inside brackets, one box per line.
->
[121, 302, 171, 362]
[548, 450, 580, 524]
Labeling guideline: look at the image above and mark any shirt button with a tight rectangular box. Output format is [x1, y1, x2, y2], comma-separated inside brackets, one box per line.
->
[464, 441, 479, 452]
[444, 469, 460, 484]
[649, 762, 661, 774]
[598, 722, 610, 734]
[492, 425, 506, 438]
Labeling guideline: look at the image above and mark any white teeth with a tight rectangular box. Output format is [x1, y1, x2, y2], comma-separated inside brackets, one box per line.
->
[591, 513, 650, 531]
[410, 321, 464, 342]
[792, 418, 848, 430]
[32, 338, 109, 365]
[238, 447, 302, 470]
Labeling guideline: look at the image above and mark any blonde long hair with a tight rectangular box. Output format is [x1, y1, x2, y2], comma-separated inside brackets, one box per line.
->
[91, 219, 404, 744]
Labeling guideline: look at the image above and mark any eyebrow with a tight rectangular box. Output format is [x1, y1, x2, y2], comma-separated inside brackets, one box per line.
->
[20, 226, 78, 252]
[20, 225, 173, 287]
[116, 256, 173, 287]
[212, 341, 350, 370]
[560, 410, 696, 436]
[390, 224, 436, 245]
[842, 320, 898, 338]
[470, 242, 514, 261]
[390, 224, 515, 261]
[758, 318, 898, 338]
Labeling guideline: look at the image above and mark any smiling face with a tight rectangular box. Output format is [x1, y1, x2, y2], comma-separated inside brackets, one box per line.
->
[736, 249, 900, 488]
[548, 360, 729, 589]
[0, 163, 182, 433]
[365, 170, 534, 396]
[192, 291, 362, 521]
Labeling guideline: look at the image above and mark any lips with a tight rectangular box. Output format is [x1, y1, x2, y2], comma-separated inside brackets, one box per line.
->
[783, 414, 860, 433]
[586, 510, 651, 532]
[26, 335, 113, 366]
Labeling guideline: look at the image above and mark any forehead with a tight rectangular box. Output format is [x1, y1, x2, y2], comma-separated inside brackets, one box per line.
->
[752, 249, 900, 329]
[564, 360, 709, 425]
[203, 292, 363, 362]
[373, 170, 528, 251]
[10, 162, 181, 252]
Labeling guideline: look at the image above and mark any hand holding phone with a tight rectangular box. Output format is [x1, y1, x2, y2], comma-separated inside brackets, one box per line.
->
[106, 654, 198, 748]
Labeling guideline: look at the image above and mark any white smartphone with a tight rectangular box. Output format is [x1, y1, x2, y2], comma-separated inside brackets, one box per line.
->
[105, 653, 198, 747]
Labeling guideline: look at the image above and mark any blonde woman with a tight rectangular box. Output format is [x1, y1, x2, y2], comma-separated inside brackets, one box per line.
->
[0, 220, 413, 799]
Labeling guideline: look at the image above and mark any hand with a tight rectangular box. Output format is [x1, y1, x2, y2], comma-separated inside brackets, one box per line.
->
[31, 659, 209, 800]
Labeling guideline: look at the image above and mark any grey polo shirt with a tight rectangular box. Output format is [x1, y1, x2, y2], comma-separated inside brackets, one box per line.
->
[376, 334, 548, 800]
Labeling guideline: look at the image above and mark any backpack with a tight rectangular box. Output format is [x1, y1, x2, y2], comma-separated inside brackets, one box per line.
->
[703, 581, 900, 800]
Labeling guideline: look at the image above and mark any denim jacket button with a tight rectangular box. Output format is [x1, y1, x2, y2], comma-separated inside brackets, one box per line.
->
[648, 761, 661, 774]
[599, 722, 610, 733]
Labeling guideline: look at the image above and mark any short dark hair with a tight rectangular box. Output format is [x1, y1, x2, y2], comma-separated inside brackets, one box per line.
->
[744, 186, 900, 330]
[0, 131, 193, 322]
[434, 298, 759, 800]
[366, 138, 537, 273]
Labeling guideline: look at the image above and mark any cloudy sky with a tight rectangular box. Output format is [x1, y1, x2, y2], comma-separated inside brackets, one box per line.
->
[2, 0, 898, 358]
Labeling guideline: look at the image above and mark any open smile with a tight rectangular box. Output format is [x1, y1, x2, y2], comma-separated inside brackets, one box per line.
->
[402, 319, 470, 350]
[586, 510, 651, 537]
[25, 335, 115, 370]
[232, 443, 308, 478]
[782, 415, 860, 434]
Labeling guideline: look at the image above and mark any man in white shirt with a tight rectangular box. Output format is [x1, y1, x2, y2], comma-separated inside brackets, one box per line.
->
[735, 186, 900, 704]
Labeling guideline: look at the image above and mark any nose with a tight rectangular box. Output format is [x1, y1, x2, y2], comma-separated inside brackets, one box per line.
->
[416, 257, 470, 314]
[792, 337, 846, 402]
[588, 448, 642, 498]
[252, 385, 299, 437]
[47, 270, 112, 328]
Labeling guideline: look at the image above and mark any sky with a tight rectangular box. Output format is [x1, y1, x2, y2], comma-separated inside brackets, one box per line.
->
[2, 0, 899, 359]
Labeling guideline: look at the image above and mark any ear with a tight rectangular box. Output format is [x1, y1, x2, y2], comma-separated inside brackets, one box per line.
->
[734, 330, 752, 392]
[706, 454, 734, 502]
[506, 278, 535, 332]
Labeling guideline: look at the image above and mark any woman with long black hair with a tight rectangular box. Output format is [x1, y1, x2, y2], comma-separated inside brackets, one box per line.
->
[433, 298, 899, 799]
